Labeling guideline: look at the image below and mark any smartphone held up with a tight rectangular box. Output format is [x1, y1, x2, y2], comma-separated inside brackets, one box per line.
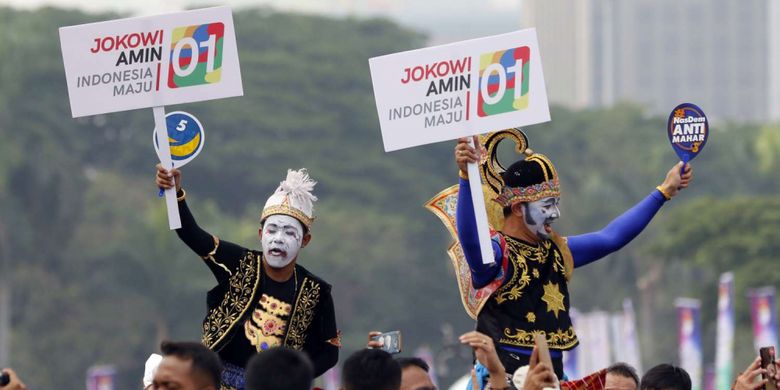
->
[760, 346, 777, 390]
[371, 330, 403, 355]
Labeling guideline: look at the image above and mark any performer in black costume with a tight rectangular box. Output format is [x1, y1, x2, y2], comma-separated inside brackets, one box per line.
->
[156, 165, 339, 390]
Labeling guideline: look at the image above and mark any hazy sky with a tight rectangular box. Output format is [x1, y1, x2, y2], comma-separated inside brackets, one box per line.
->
[0, 0, 524, 43]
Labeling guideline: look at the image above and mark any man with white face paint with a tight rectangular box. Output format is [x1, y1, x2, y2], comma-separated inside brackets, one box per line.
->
[452, 135, 693, 379]
[261, 214, 305, 269]
[156, 166, 339, 390]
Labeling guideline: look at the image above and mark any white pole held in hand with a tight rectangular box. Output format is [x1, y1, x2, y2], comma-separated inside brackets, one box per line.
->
[466, 137, 494, 265]
[153, 106, 182, 230]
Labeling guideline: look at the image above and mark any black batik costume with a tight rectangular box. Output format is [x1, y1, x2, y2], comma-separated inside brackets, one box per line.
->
[176, 196, 338, 390]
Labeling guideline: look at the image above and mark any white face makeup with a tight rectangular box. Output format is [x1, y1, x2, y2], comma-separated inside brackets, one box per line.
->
[261, 214, 305, 268]
[522, 196, 561, 239]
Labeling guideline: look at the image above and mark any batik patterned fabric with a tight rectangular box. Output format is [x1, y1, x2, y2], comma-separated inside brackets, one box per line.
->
[175, 196, 338, 383]
[220, 362, 245, 390]
[424, 185, 508, 320]
[477, 233, 578, 351]
[201, 251, 325, 355]
[244, 294, 292, 351]
[494, 178, 560, 206]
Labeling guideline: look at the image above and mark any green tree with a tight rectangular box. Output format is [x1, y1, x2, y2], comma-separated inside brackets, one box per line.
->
[642, 197, 780, 373]
[755, 124, 780, 175]
[1, 5, 778, 388]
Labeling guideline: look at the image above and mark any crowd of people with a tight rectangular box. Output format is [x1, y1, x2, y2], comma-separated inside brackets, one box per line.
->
[3, 340, 780, 390]
[0, 132, 764, 390]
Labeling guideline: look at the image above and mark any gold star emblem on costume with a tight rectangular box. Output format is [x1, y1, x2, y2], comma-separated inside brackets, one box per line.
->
[532, 269, 540, 279]
[526, 312, 536, 323]
[541, 282, 566, 318]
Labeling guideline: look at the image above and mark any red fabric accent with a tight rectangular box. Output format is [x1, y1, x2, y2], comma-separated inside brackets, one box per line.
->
[326, 330, 343, 347]
[561, 369, 607, 390]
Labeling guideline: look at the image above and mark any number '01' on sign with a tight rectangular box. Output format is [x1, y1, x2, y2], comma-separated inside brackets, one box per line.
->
[172, 36, 215, 76]
[368, 29, 548, 152]
[59, 7, 242, 117]
[59, 7, 243, 230]
[480, 57, 523, 104]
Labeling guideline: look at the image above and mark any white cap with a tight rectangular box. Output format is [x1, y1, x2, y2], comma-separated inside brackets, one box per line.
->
[143, 353, 163, 388]
[261, 169, 318, 230]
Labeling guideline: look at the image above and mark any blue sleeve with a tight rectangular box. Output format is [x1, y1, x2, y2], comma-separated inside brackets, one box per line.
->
[568, 190, 667, 268]
[456, 177, 503, 288]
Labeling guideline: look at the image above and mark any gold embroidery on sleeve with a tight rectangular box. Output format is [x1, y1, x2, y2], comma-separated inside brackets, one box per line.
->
[202, 235, 233, 276]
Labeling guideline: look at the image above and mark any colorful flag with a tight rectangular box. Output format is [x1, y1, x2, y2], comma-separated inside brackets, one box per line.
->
[715, 272, 735, 390]
[577, 311, 612, 374]
[704, 365, 716, 390]
[610, 314, 622, 363]
[86, 365, 115, 390]
[321, 364, 340, 390]
[613, 299, 642, 372]
[623, 299, 642, 372]
[677, 298, 703, 390]
[591, 312, 612, 372]
[749, 287, 778, 352]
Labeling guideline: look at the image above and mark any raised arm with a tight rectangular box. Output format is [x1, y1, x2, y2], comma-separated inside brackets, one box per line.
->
[156, 164, 244, 282]
[568, 162, 693, 267]
[455, 138, 503, 288]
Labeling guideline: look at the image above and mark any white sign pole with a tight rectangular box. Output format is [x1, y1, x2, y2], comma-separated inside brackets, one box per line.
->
[369, 29, 551, 264]
[368, 28, 549, 152]
[153, 106, 181, 230]
[466, 137, 494, 265]
[59, 7, 242, 230]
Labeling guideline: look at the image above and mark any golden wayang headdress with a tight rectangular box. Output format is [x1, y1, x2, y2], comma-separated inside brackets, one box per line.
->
[425, 129, 570, 319]
[494, 149, 560, 207]
[261, 169, 317, 230]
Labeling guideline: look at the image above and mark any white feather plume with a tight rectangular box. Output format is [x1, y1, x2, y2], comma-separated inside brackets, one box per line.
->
[276, 168, 318, 210]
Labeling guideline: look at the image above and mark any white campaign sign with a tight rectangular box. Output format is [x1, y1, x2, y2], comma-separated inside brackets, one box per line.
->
[369, 28, 550, 152]
[59, 6, 243, 118]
